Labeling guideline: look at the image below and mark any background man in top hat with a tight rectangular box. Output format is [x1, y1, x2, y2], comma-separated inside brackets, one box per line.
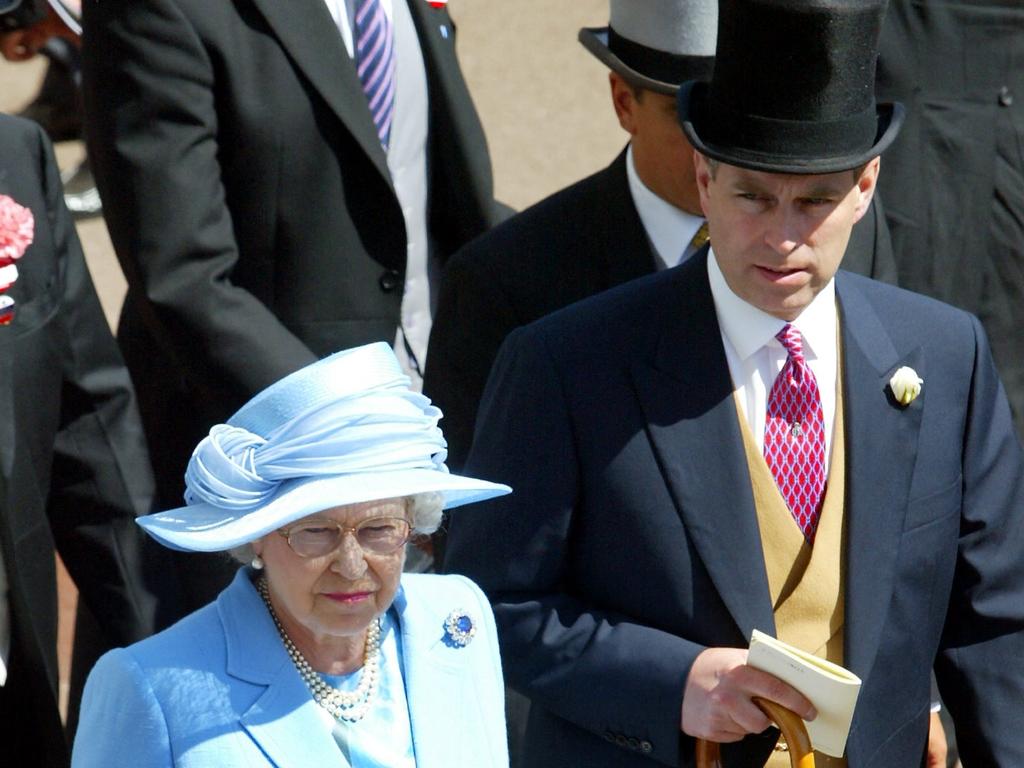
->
[443, 0, 1024, 765]
[423, 0, 897, 476]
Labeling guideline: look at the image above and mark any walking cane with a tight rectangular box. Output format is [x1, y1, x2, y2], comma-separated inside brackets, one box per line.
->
[695, 697, 815, 768]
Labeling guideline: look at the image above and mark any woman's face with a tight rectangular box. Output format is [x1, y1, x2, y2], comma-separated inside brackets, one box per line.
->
[255, 498, 407, 655]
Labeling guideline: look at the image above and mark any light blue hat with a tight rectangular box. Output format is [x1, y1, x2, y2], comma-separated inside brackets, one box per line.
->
[137, 343, 511, 552]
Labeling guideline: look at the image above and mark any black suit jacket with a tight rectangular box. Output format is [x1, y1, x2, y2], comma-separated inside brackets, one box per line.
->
[425, 149, 898, 471]
[82, 0, 502, 604]
[0, 116, 161, 766]
[444, 253, 1024, 767]
[875, 0, 1024, 437]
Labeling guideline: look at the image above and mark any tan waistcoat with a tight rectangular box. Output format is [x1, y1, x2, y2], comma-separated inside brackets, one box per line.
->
[734, 369, 849, 768]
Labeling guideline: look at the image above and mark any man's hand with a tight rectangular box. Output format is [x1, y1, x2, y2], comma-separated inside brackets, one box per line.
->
[681, 647, 817, 742]
[926, 711, 948, 768]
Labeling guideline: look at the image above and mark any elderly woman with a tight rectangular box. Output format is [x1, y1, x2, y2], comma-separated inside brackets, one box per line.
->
[71, 343, 511, 767]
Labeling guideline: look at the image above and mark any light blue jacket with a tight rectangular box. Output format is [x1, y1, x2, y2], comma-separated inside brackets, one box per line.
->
[72, 569, 508, 767]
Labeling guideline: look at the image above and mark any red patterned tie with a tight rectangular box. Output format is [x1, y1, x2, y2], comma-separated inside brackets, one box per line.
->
[764, 324, 826, 542]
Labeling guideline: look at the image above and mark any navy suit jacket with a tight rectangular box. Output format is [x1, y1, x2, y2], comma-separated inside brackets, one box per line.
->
[444, 252, 1024, 767]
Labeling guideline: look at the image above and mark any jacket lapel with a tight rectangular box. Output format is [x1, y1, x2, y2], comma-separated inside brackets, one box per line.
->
[836, 275, 923, 678]
[631, 256, 775, 641]
[248, 0, 392, 191]
[392, 582, 478, 766]
[219, 572, 341, 767]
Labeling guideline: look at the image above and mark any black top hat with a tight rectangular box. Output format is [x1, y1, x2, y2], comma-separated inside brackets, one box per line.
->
[677, 0, 904, 173]
[579, 0, 717, 95]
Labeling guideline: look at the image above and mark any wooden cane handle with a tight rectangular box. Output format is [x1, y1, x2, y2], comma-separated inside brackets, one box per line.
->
[694, 697, 815, 768]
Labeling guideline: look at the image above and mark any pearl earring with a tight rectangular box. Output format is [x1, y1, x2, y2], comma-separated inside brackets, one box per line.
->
[251, 555, 264, 570]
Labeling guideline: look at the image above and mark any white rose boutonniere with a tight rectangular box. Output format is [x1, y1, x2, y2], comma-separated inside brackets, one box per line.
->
[889, 366, 923, 406]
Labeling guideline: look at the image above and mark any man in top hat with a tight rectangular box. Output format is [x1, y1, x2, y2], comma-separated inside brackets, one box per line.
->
[443, 0, 1024, 765]
[424, 0, 897, 477]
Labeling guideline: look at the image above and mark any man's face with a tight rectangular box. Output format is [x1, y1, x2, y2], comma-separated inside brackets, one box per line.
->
[695, 154, 878, 320]
[610, 74, 700, 215]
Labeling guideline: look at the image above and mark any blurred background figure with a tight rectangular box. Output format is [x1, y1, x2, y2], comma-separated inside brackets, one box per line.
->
[876, 0, 1024, 441]
[0, 112, 163, 768]
[81, 0, 507, 594]
[0, 0, 101, 218]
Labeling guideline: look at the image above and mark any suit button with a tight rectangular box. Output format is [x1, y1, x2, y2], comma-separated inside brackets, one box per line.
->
[640, 740, 653, 753]
[379, 269, 402, 292]
[615, 734, 628, 747]
[998, 86, 1013, 107]
[603, 730, 616, 743]
[627, 737, 640, 750]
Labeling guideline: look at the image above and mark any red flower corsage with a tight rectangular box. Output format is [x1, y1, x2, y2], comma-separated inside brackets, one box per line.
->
[0, 194, 34, 324]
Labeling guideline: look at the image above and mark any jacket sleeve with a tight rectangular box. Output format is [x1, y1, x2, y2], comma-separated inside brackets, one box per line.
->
[81, 0, 317, 413]
[934, 315, 1024, 764]
[24, 123, 170, 647]
[443, 327, 707, 768]
[423, 248, 521, 472]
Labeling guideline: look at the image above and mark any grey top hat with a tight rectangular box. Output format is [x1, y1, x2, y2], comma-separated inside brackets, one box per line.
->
[579, 0, 717, 95]
[48, 0, 80, 34]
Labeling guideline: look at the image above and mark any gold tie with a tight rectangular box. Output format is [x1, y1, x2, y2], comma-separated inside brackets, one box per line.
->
[689, 220, 710, 251]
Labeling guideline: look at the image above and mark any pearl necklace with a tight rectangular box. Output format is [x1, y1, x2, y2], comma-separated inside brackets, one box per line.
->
[257, 576, 381, 723]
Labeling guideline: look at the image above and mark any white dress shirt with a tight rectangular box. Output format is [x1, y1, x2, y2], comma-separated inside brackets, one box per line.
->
[625, 145, 707, 269]
[325, 0, 432, 389]
[707, 250, 839, 469]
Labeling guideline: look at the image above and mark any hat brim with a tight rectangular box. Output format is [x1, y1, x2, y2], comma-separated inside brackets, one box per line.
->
[579, 27, 684, 95]
[677, 79, 906, 174]
[138, 470, 511, 552]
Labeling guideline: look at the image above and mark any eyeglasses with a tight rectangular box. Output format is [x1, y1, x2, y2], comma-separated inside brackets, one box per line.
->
[278, 517, 411, 558]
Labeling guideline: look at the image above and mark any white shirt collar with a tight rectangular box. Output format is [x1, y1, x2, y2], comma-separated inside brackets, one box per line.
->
[707, 247, 837, 364]
[625, 145, 706, 270]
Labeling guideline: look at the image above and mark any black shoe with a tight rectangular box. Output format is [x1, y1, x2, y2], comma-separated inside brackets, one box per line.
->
[62, 158, 102, 219]
[17, 58, 83, 142]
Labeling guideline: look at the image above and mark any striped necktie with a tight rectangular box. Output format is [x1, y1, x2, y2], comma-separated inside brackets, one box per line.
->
[354, 0, 396, 149]
[679, 220, 710, 265]
[689, 220, 710, 251]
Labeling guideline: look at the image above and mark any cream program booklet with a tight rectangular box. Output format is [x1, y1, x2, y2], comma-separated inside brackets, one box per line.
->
[746, 629, 862, 757]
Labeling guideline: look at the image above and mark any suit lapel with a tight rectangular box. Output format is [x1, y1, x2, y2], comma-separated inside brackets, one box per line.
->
[836, 275, 923, 678]
[248, 0, 392, 191]
[393, 582, 476, 766]
[631, 256, 775, 640]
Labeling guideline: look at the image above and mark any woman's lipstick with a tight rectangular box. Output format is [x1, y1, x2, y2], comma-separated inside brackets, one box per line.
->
[324, 591, 372, 604]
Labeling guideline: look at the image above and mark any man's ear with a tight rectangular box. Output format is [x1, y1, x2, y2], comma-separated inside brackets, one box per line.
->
[609, 72, 639, 136]
[851, 156, 880, 224]
[694, 151, 713, 216]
